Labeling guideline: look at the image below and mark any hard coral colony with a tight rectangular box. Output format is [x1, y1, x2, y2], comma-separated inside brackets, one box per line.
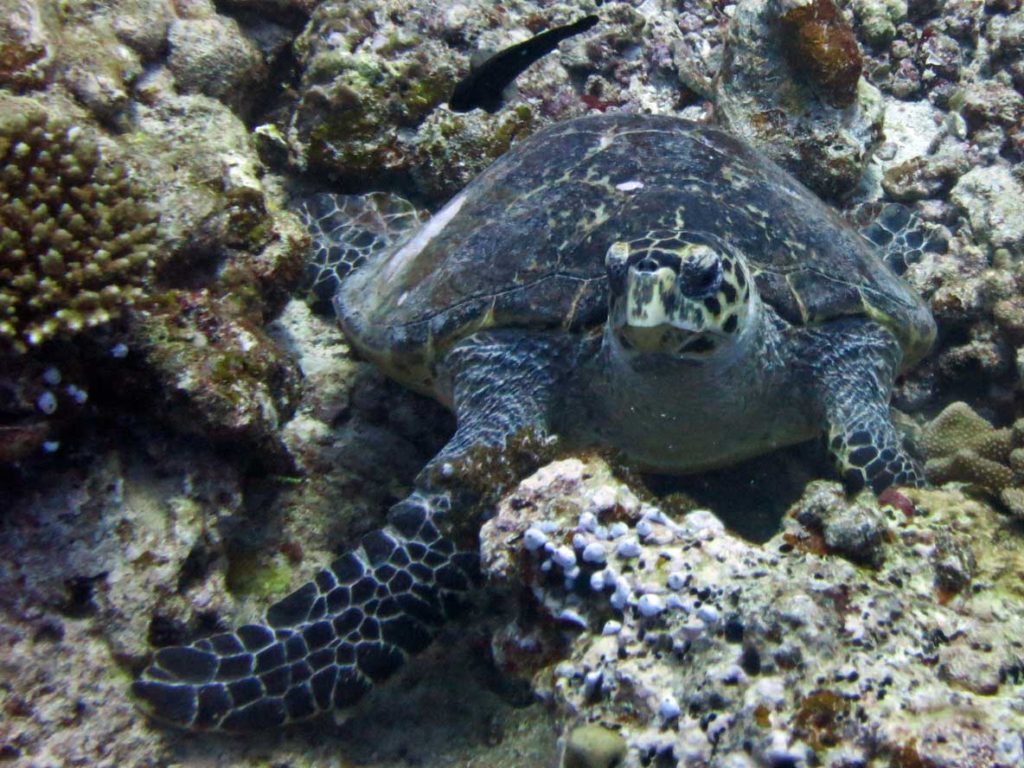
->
[0, 100, 156, 353]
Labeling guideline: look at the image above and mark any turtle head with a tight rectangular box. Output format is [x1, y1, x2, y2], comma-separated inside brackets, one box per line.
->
[605, 231, 754, 359]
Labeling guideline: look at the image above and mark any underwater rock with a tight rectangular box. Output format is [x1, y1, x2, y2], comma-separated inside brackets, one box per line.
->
[167, 12, 268, 118]
[950, 165, 1024, 254]
[961, 81, 1024, 133]
[286, 0, 716, 200]
[563, 723, 627, 768]
[715, 0, 882, 199]
[57, 23, 144, 126]
[108, 0, 173, 59]
[289, 0, 460, 187]
[482, 457, 1024, 767]
[125, 290, 303, 469]
[793, 482, 887, 567]
[880, 148, 969, 201]
[851, 0, 907, 47]
[779, 0, 864, 108]
[0, 0, 51, 89]
[0, 95, 157, 354]
[410, 104, 535, 201]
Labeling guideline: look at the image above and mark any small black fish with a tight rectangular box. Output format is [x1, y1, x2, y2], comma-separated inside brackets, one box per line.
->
[450, 15, 599, 113]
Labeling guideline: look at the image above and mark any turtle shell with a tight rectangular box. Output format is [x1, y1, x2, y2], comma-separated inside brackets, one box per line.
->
[337, 113, 934, 392]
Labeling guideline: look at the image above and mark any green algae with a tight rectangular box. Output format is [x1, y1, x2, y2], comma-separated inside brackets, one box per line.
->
[226, 549, 293, 598]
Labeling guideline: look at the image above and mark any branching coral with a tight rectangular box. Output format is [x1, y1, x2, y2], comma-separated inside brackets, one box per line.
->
[0, 98, 157, 353]
[920, 401, 1024, 518]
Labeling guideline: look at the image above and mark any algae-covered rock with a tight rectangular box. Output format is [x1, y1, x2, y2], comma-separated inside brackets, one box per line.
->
[290, 1, 460, 186]
[793, 482, 887, 567]
[852, 0, 907, 47]
[410, 104, 535, 202]
[715, 0, 883, 199]
[779, 0, 864, 108]
[950, 165, 1024, 254]
[0, 0, 52, 89]
[167, 13, 268, 117]
[482, 458, 1024, 767]
[127, 294, 302, 468]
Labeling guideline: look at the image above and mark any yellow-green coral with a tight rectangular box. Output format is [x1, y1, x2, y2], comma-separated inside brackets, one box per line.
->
[921, 402, 1024, 516]
[0, 97, 157, 353]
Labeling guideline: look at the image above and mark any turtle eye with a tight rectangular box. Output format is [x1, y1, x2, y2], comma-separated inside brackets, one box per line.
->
[679, 257, 722, 298]
[606, 262, 628, 293]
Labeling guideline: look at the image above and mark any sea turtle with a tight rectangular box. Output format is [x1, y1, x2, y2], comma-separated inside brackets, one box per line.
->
[133, 113, 935, 731]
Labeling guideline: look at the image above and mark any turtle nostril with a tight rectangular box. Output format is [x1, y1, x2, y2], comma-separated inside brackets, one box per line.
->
[634, 257, 660, 273]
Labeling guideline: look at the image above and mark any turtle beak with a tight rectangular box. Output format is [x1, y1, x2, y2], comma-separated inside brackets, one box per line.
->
[619, 323, 704, 353]
[618, 255, 715, 348]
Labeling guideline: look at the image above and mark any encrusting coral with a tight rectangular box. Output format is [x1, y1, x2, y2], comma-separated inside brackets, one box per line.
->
[0, 96, 157, 353]
[920, 401, 1024, 519]
[778, 0, 864, 108]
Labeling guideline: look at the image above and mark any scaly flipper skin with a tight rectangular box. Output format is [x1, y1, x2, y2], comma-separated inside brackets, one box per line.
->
[133, 492, 477, 731]
[811, 319, 924, 493]
[298, 193, 426, 305]
[133, 333, 570, 731]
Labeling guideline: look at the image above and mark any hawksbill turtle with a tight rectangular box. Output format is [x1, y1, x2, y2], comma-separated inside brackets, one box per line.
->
[133, 113, 935, 731]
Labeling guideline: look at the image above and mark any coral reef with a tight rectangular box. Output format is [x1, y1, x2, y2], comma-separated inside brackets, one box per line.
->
[0, 95, 157, 353]
[482, 457, 1024, 767]
[3, 0, 1024, 762]
[920, 401, 1024, 520]
[779, 0, 864, 108]
[715, 0, 882, 200]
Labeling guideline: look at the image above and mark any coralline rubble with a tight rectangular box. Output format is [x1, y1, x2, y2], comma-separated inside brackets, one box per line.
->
[482, 457, 1024, 767]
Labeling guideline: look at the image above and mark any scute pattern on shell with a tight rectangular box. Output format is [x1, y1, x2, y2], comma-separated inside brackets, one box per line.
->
[336, 114, 934, 384]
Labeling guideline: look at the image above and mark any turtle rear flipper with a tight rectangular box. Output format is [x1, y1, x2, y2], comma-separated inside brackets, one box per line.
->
[298, 192, 428, 307]
[133, 491, 477, 731]
[854, 202, 948, 277]
[133, 331, 570, 731]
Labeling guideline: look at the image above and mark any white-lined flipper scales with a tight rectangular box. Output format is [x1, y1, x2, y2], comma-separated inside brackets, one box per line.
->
[298, 192, 427, 305]
[133, 492, 478, 731]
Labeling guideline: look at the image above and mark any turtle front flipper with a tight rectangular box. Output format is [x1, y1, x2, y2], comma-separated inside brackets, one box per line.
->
[133, 491, 477, 731]
[811, 319, 924, 493]
[133, 331, 572, 731]
[297, 192, 428, 306]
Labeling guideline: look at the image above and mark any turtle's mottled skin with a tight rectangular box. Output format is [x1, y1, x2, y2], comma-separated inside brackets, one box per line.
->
[134, 114, 935, 731]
